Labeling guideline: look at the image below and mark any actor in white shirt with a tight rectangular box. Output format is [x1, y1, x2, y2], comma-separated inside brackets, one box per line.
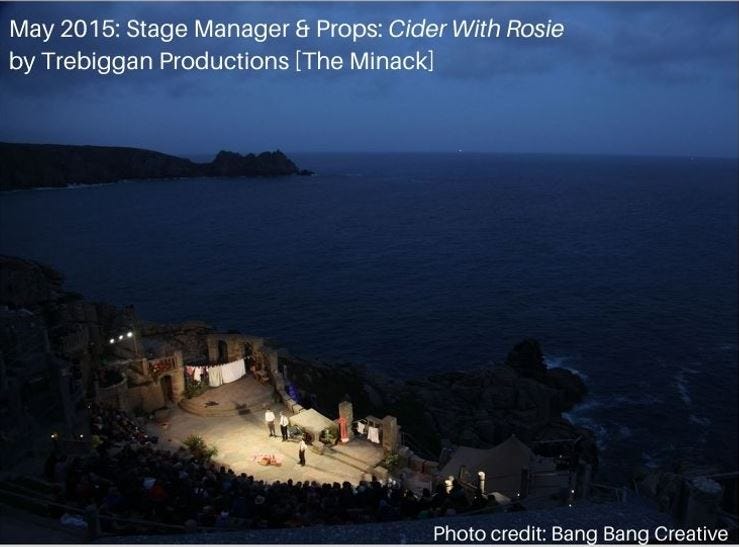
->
[279, 412, 290, 441]
[265, 409, 276, 437]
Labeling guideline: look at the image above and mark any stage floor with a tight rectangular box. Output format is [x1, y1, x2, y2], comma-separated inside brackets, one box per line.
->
[148, 400, 385, 486]
[179, 376, 274, 416]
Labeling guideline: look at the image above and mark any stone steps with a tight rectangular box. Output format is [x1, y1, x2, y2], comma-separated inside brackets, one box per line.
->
[320, 443, 386, 476]
[320, 450, 378, 475]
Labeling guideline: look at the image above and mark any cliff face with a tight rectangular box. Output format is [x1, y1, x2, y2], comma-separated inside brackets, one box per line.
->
[0, 143, 303, 191]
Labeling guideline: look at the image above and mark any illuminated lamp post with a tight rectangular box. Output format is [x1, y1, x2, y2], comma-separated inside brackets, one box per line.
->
[109, 330, 140, 357]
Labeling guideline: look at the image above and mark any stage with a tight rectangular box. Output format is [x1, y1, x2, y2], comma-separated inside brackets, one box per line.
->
[149, 381, 386, 485]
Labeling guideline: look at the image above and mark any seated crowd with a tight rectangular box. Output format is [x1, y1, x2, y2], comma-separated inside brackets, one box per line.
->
[42, 405, 482, 534]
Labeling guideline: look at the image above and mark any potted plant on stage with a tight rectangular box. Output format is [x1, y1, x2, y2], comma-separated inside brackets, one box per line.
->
[183, 434, 219, 462]
[315, 425, 339, 454]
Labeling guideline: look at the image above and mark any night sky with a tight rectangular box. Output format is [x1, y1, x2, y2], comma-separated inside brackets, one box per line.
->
[0, 2, 736, 158]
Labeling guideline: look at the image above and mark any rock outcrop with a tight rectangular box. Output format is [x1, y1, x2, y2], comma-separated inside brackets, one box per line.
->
[0, 142, 309, 191]
[281, 340, 596, 467]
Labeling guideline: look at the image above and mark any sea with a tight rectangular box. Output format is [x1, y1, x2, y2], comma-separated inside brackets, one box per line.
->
[1, 152, 736, 482]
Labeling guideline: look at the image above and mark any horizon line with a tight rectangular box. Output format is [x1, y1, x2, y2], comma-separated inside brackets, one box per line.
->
[3, 141, 736, 162]
[189, 149, 739, 161]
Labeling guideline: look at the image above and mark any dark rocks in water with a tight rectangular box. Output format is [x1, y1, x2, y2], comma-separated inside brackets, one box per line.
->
[505, 337, 547, 379]
[504, 338, 587, 411]
[545, 366, 587, 411]
[0, 142, 306, 191]
[297, 169, 315, 176]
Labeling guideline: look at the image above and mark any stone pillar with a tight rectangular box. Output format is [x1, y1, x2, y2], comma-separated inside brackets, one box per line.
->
[171, 351, 185, 402]
[684, 477, 723, 528]
[382, 415, 399, 455]
[206, 337, 219, 363]
[339, 401, 354, 441]
[227, 337, 245, 362]
[267, 350, 279, 377]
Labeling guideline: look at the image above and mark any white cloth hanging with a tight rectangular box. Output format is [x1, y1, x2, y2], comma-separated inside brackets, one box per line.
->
[357, 422, 366, 435]
[209, 365, 223, 387]
[367, 426, 380, 444]
[221, 358, 246, 384]
[193, 367, 202, 382]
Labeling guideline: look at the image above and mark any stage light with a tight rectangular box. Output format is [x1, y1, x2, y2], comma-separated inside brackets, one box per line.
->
[109, 338, 115, 344]
[127, 332, 133, 338]
[119, 335, 124, 340]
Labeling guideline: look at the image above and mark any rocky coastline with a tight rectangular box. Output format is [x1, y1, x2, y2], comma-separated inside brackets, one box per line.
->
[9, 255, 738, 535]
[279, 342, 597, 468]
[0, 142, 312, 191]
[0, 255, 598, 470]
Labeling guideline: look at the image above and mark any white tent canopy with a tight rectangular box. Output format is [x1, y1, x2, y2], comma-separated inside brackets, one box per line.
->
[439, 435, 533, 497]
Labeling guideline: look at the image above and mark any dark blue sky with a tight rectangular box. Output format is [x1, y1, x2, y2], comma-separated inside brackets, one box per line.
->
[0, 2, 736, 157]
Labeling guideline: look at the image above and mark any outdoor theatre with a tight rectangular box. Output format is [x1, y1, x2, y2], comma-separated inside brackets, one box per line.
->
[78, 326, 586, 515]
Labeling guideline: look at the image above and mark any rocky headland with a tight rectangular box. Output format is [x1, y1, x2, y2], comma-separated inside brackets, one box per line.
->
[0, 142, 312, 191]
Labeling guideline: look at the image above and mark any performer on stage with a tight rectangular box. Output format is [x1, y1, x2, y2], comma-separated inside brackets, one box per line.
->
[265, 408, 276, 437]
[279, 412, 289, 441]
[298, 437, 307, 466]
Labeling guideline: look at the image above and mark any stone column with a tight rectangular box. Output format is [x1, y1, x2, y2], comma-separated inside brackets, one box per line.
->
[206, 336, 218, 363]
[267, 350, 279, 377]
[171, 351, 185, 402]
[339, 401, 354, 441]
[227, 337, 245, 362]
[262, 349, 279, 390]
[382, 415, 399, 455]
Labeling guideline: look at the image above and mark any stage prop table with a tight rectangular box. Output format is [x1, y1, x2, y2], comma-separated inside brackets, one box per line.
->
[288, 408, 338, 449]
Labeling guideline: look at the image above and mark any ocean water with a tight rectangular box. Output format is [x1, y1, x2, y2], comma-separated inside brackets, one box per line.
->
[1, 153, 737, 481]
